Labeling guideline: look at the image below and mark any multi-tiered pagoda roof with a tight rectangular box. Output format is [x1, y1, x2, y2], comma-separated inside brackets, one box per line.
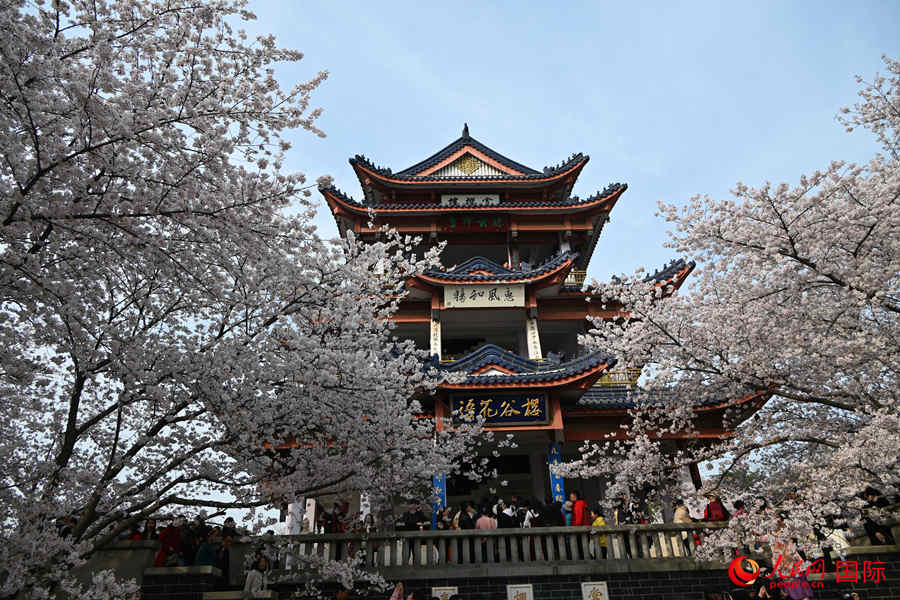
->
[321, 126, 765, 445]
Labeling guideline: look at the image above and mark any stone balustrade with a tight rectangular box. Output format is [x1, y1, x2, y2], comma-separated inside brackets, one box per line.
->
[229, 523, 731, 585]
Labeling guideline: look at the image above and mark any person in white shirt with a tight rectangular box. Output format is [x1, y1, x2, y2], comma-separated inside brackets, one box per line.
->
[242, 555, 268, 599]
[826, 528, 850, 557]
[522, 503, 541, 528]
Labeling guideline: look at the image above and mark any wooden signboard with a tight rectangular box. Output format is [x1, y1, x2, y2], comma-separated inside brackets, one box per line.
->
[444, 284, 524, 308]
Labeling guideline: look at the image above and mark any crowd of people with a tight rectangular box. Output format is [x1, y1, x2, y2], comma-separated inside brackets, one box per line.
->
[387, 488, 895, 572]
[388, 490, 638, 563]
[98, 514, 244, 582]
[111, 513, 272, 599]
[394, 490, 730, 536]
[315, 501, 378, 536]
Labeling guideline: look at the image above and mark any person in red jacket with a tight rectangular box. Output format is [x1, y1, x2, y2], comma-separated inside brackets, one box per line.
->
[703, 493, 731, 522]
[569, 491, 590, 526]
[153, 516, 185, 566]
[568, 491, 590, 559]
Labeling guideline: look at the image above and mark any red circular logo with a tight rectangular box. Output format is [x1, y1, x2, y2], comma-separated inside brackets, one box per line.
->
[728, 556, 760, 586]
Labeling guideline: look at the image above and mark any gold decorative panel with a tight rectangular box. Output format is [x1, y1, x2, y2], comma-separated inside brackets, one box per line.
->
[454, 154, 482, 175]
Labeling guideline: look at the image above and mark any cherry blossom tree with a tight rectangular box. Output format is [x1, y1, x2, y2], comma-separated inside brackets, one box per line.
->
[562, 57, 900, 559]
[0, 1, 481, 597]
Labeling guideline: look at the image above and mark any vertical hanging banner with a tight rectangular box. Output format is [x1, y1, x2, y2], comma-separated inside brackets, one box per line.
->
[548, 443, 566, 503]
[525, 317, 542, 359]
[429, 318, 442, 360]
[431, 473, 447, 529]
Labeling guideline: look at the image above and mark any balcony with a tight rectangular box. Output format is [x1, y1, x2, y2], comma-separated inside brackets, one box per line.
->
[228, 523, 730, 584]
[564, 269, 587, 286]
[593, 367, 642, 386]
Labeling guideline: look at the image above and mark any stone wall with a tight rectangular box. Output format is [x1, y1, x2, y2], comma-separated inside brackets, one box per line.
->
[67, 539, 157, 591]
[381, 557, 900, 600]
[261, 549, 899, 600]
[269, 548, 900, 600]
[141, 566, 221, 600]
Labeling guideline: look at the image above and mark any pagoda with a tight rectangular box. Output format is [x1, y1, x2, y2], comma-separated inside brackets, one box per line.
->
[319, 125, 765, 506]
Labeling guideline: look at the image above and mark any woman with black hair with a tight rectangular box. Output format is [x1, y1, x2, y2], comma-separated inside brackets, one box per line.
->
[141, 518, 159, 540]
[242, 554, 268, 599]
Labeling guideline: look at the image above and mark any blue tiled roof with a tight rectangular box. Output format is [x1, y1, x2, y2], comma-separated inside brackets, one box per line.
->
[565, 185, 629, 206]
[350, 129, 546, 180]
[424, 252, 575, 282]
[641, 259, 691, 284]
[432, 344, 616, 386]
[578, 384, 719, 409]
[321, 183, 626, 210]
[348, 126, 592, 182]
[394, 129, 541, 176]
[579, 385, 660, 409]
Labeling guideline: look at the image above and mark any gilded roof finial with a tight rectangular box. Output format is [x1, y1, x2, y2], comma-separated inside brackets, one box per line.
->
[462, 123, 470, 138]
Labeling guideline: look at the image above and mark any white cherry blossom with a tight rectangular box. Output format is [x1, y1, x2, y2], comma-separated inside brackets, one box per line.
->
[0, 2, 482, 597]
[562, 57, 900, 557]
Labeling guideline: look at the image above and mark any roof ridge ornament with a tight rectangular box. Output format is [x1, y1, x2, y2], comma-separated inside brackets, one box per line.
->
[462, 123, 470, 138]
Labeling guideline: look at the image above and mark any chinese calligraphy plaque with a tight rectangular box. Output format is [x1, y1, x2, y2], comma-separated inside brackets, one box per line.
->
[451, 393, 549, 426]
[444, 284, 524, 308]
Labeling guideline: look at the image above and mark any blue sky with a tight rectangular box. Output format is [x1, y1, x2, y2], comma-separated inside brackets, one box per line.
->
[245, 1, 899, 280]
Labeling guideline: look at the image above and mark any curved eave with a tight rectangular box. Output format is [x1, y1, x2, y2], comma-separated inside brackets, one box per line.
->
[666, 261, 695, 292]
[439, 360, 615, 391]
[577, 186, 627, 271]
[351, 156, 588, 187]
[321, 184, 624, 217]
[559, 260, 697, 298]
[417, 256, 575, 287]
